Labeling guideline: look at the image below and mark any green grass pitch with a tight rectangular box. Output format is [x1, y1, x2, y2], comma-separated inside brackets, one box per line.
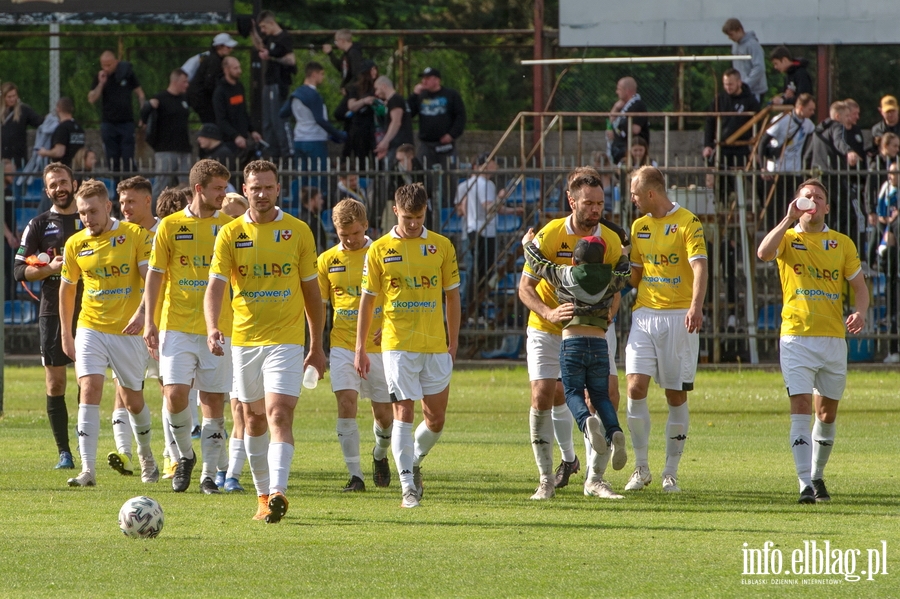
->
[0, 365, 897, 598]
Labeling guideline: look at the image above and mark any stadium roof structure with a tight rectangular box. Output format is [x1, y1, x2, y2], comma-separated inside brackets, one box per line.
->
[0, 0, 232, 25]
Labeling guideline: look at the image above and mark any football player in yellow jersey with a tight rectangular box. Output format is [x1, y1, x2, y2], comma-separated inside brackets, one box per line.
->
[758, 179, 868, 504]
[318, 199, 394, 492]
[58, 180, 155, 488]
[624, 166, 708, 494]
[144, 160, 235, 495]
[205, 160, 326, 523]
[355, 183, 461, 509]
[105, 176, 161, 483]
[518, 167, 626, 500]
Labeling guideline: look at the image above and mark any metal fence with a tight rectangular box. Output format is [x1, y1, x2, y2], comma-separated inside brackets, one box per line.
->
[6, 158, 897, 364]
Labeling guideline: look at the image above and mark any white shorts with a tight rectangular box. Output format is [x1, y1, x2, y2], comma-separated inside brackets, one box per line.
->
[606, 321, 618, 375]
[75, 328, 147, 391]
[159, 330, 232, 393]
[233, 344, 304, 402]
[625, 308, 699, 391]
[526, 327, 562, 381]
[331, 346, 390, 403]
[382, 351, 453, 400]
[112, 354, 158, 384]
[780, 336, 847, 400]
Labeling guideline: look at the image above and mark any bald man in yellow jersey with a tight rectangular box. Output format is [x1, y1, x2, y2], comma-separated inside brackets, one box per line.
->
[518, 167, 626, 500]
[318, 199, 394, 492]
[758, 178, 868, 504]
[58, 179, 154, 488]
[624, 166, 708, 494]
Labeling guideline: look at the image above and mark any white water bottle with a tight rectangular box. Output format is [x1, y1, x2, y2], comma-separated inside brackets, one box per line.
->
[796, 196, 815, 213]
[302, 365, 319, 389]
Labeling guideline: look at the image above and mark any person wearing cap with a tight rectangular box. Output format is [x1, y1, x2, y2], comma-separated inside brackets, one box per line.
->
[197, 123, 237, 168]
[521, 223, 631, 501]
[518, 166, 629, 501]
[323, 29, 365, 91]
[624, 166, 708, 495]
[141, 68, 192, 201]
[251, 10, 296, 159]
[408, 67, 466, 174]
[871, 95, 900, 156]
[187, 33, 239, 125]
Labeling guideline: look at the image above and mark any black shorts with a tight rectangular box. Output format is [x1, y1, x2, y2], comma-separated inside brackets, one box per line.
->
[40, 315, 73, 367]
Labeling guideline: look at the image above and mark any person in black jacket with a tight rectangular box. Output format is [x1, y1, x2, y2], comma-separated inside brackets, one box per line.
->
[1, 82, 43, 169]
[408, 67, 466, 174]
[87, 50, 145, 172]
[323, 29, 365, 91]
[702, 69, 760, 169]
[213, 57, 263, 161]
[141, 68, 193, 200]
[187, 36, 237, 125]
[770, 46, 813, 107]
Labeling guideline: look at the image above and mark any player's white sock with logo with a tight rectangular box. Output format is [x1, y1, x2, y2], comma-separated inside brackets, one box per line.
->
[337, 418, 363, 479]
[161, 405, 175, 460]
[413, 421, 442, 467]
[200, 417, 225, 481]
[129, 404, 152, 456]
[662, 403, 689, 478]
[552, 404, 576, 462]
[373, 421, 392, 461]
[111, 407, 133, 457]
[392, 421, 415, 493]
[626, 398, 651, 467]
[530, 408, 554, 478]
[226, 436, 246, 480]
[588, 415, 610, 483]
[77, 404, 100, 473]
[245, 432, 270, 496]
[167, 406, 195, 461]
[790, 414, 813, 490]
[810, 418, 835, 480]
[268, 442, 294, 495]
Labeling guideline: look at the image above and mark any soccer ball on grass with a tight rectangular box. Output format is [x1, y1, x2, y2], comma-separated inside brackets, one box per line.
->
[118, 496, 164, 538]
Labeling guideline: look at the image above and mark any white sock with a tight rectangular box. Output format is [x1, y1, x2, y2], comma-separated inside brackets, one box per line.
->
[583, 433, 594, 480]
[627, 398, 651, 468]
[226, 437, 246, 480]
[245, 432, 270, 496]
[552, 404, 576, 462]
[167, 406, 195, 461]
[199, 417, 225, 481]
[790, 414, 813, 490]
[373, 421, 392, 461]
[189, 388, 199, 430]
[588, 415, 610, 483]
[161, 405, 175, 460]
[337, 418, 363, 479]
[392, 421, 415, 493]
[128, 404, 152, 456]
[268, 441, 294, 495]
[110, 408, 133, 457]
[217, 429, 229, 472]
[413, 421, 442, 467]
[77, 404, 100, 473]
[530, 408, 554, 479]
[662, 403, 689, 478]
[811, 419, 835, 481]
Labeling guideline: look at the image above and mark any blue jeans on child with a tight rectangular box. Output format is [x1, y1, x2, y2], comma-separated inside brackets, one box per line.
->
[559, 335, 622, 443]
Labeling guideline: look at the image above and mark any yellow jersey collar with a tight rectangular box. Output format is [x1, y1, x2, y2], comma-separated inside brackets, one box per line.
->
[389, 226, 429, 240]
[184, 205, 221, 219]
[339, 236, 373, 252]
[563, 214, 600, 236]
[243, 206, 284, 224]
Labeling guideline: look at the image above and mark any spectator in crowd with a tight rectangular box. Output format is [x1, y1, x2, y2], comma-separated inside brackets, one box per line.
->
[282, 61, 346, 191]
[345, 60, 379, 162]
[702, 68, 761, 169]
[187, 33, 238, 124]
[213, 56, 263, 161]
[323, 29, 364, 91]
[721, 18, 767, 102]
[760, 93, 816, 222]
[71, 147, 98, 173]
[298, 186, 327, 253]
[1, 82, 43, 169]
[871, 131, 900, 173]
[409, 67, 467, 173]
[196, 123, 237, 168]
[843, 99, 866, 158]
[251, 10, 296, 160]
[373, 76, 415, 165]
[87, 50, 145, 172]
[877, 163, 900, 363]
[770, 46, 813, 107]
[871, 95, 900, 155]
[182, 33, 238, 82]
[142, 68, 193, 200]
[38, 97, 84, 168]
[383, 143, 426, 234]
[156, 186, 192, 219]
[607, 76, 649, 166]
[619, 137, 656, 170]
[222, 191, 249, 217]
[337, 173, 369, 207]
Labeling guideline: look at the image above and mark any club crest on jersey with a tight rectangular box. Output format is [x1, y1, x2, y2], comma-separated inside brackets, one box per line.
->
[664, 224, 678, 235]
[111, 235, 127, 247]
[75, 220, 84, 230]
[823, 239, 838, 251]
[420, 244, 437, 256]
[211, 225, 221, 237]
[274, 229, 292, 242]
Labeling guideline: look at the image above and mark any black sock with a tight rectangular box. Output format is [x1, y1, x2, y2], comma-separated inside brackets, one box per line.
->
[46, 394, 71, 454]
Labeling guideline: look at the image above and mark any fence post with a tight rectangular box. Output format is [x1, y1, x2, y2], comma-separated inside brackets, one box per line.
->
[736, 174, 759, 364]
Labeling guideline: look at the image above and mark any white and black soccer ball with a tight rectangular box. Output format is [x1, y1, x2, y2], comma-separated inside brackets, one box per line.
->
[118, 496, 164, 538]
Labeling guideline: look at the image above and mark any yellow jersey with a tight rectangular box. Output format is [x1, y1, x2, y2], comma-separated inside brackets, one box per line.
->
[149, 207, 234, 336]
[630, 204, 707, 310]
[318, 238, 384, 353]
[361, 227, 459, 353]
[775, 225, 861, 338]
[61, 219, 151, 335]
[523, 215, 623, 334]
[210, 208, 317, 347]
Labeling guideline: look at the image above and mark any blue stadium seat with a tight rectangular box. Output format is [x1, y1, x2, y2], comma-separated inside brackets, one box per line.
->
[23, 178, 45, 202]
[4, 300, 37, 325]
[757, 305, 782, 331]
[15, 207, 40, 233]
[495, 214, 522, 233]
[493, 272, 521, 297]
[439, 207, 464, 234]
[507, 177, 541, 204]
[319, 209, 335, 236]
